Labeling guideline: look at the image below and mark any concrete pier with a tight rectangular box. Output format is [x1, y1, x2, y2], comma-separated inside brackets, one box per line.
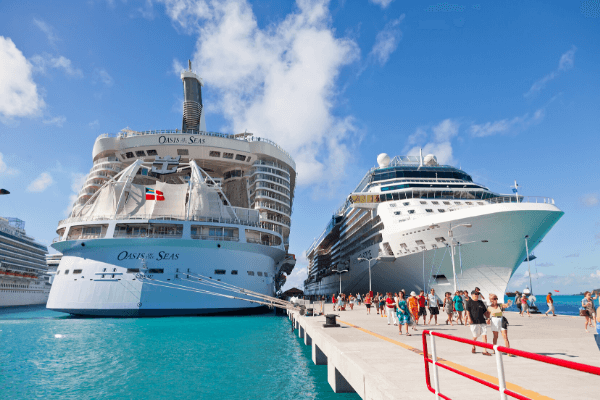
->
[289, 303, 600, 399]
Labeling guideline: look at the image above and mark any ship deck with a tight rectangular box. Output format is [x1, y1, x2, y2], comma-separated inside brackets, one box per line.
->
[289, 303, 599, 399]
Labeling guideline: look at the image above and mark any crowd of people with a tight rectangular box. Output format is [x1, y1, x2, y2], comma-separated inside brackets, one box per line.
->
[322, 287, 514, 355]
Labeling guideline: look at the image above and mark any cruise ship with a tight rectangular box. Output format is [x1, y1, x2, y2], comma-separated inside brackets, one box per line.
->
[47, 62, 296, 316]
[304, 153, 563, 302]
[0, 217, 51, 307]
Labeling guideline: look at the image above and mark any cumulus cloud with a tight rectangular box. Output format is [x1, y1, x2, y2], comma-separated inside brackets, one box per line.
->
[369, 0, 394, 9]
[469, 109, 544, 137]
[580, 193, 599, 207]
[524, 46, 576, 98]
[64, 173, 87, 216]
[565, 253, 579, 258]
[172, 58, 185, 76]
[43, 115, 67, 127]
[0, 37, 45, 120]
[93, 68, 114, 86]
[27, 172, 54, 192]
[369, 16, 404, 66]
[404, 118, 460, 165]
[591, 270, 600, 279]
[160, 0, 360, 192]
[0, 153, 19, 176]
[33, 18, 60, 46]
[281, 266, 308, 292]
[31, 54, 83, 78]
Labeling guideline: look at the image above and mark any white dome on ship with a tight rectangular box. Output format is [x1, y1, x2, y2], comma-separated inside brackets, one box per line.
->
[424, 154, 437, 166]
[377, 153, 390, 168]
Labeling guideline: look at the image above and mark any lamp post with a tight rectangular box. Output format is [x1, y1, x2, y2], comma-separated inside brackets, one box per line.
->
[358, 254, 395, 293]
[448, 223, 472, 293]
[332, 268, 349, 295]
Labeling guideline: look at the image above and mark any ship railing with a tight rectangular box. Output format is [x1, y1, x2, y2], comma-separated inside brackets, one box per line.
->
[113, 231, 183, 239]
[191, 234, 239, 242]
[422, 329, 600, 400]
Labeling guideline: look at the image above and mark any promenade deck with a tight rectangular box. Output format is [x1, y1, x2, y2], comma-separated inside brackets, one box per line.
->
[289, 303, 600, 400]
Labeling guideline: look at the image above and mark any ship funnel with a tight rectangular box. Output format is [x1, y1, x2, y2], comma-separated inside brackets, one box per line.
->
[181, 60, 206, 132]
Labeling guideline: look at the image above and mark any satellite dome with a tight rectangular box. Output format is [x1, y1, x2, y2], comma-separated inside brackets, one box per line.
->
[424, 154, 437, 166]
[377, 153, 390, 168]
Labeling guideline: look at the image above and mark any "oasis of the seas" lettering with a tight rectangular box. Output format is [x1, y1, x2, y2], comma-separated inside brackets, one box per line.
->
[158, 135, 206, 145]
[117, 250, 179, 261]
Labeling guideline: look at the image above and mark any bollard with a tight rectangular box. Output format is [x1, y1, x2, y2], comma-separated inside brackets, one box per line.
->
[323, 314, 340, 328]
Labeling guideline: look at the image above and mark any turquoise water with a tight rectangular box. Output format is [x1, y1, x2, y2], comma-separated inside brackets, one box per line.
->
[506, 294, 589, 316]
[0, 306, 360, 400]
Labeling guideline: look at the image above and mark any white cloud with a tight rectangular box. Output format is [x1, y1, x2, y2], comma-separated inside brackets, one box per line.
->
[89, 119, 100, 129]
[591, 270, 600, 279]
[93, 68, 114, 86]
[43, 115, 66, 127]
[580, 193, 599, 207]
[0, 153, 19, 176]
[172, 58, 185, 76]
[369, 0, 394, 10]
[369, 16, 404, 66]
[160, 0, 360, 192]
[31, 54, 83, 78]
[33, 18, 59, 46]
[281, 266, 308, 292]
[0, 37, 45, 120]
[469, 109, 544, 137]
[524, 46, 576, 98]
[27, 172, 54, 192]
[64, 173, 87, 216]
[405, 118, 460, 165]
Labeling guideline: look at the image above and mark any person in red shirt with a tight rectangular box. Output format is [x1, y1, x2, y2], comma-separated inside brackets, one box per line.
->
[385, 293, 397, 325]
[417, 290, 427, 325]
[332, 293, 337, 312]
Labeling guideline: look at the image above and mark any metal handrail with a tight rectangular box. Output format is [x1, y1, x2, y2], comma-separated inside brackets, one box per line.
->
[422, 329, 600, 400]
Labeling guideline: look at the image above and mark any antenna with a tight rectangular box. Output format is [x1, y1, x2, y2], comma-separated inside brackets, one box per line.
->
[188, 59, 192, 71]
[419, 148, 423, 167]
[511, 180, 519, 203]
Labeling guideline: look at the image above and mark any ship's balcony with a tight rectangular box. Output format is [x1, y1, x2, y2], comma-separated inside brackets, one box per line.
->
[252, 160, 291, 174]
[254, 201, 291, 216]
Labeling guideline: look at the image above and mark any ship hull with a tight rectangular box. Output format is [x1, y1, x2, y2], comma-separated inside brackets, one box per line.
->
[0, 279, 50, 307]
[48, 238, 284, 317]
[305, 203, 563, 303]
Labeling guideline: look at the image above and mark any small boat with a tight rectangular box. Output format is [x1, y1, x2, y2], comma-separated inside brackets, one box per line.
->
[505, 292, 516, 297]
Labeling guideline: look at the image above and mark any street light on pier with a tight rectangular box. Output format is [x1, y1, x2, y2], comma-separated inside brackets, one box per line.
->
[331, 268, 349, 295]
[447, 223, 472, 293]
[357, 254, 395, 292]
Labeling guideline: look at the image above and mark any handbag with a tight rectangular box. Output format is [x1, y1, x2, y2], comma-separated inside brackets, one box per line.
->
[501, 316, 509, 329]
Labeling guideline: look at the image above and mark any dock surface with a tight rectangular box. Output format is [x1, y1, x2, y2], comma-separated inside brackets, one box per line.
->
[289, 303, 600, 399]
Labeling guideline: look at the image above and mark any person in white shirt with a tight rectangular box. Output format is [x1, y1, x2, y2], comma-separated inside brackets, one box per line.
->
[427, 289, 440, 325]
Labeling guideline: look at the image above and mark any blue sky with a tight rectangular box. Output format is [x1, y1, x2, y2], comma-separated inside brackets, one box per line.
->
[0, 0, 599, 294]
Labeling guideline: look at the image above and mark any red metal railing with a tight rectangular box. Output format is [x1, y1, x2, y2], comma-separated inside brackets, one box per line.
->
[422, 329, 600, 400]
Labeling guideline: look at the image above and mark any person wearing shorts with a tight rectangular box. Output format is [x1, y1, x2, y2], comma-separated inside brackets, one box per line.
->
[488, 294, 514, 356]
[427, 289, 440, 325]
[466, 290, 492, 356]
[417, 290, 427, 324]
[364, 294, 372, 314]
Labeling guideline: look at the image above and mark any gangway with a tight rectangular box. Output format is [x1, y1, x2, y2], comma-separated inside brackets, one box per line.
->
[422, 329, 600, 400]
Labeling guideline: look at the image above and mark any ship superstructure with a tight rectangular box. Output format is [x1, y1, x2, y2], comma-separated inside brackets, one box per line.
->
[304, 153, 563, 302]
[47, 62, 296, 316]
[0, 217, 50, 307]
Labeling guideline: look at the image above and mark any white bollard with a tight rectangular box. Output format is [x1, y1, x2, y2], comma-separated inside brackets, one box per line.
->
[429, 333, 440, 400]
[494, 345, 507, 400]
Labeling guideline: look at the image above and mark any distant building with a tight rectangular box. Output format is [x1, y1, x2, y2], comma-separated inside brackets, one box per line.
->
[281, 287, 303, 298]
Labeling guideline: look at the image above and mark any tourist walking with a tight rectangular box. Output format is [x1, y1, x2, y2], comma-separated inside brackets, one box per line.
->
[466, 290, 492, 356]
[545, 292, 556, 316]
[581, 291, 595, 332]
[417, 290, 427, 325]
[520, 294, 531, 317]
[408, 291, 419, 325]
[396, 291, 411, 335]
[332, 293, 337, 312]
[453, 290, 464, 325]
[515, 292, 522, 313]
[427, 289, 440, 325]
[443, 292, 454, 325]
[356, 293, 361, 306]
[379, 294, 386, 318]
[385, 293, 397, 325]
[487, 294, 515, 356]
[365, 293, 372, 315]
[375, 293, 381, 315]
[463, 290, 471, 325]
[474, 287, 485, 302]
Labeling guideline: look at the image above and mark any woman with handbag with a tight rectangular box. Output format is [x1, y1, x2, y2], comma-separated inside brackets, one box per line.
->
[487, 294, 514, 356]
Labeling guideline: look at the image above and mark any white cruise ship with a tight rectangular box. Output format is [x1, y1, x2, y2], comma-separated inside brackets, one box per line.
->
[47, 62, 296, 316]
[304, 153, 563, 302]
[0, 217, 51, 307]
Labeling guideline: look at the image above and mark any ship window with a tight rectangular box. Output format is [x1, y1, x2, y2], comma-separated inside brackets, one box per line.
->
[65, 270, 70, 275]
[478, 202, 484, 205]
[454, 201, 461, 205]
[246, 157, 251, 162]
[231, 270, 238, 275]
[443, 201, 451, 205]
[264, 273, 268, 277]
[147, 149, 158, 156]
[223, 152, 234, 159]
[257, 272, 263, 276]
[435, 237, 446, 242]
[408, 210, 415, 214]
[214, 269, 226, 275]
[394, 211, 401, 215]
[56, 271, 60, 275]
[209, 151, 221, 157]
[466, 202, 473, 205]
[148, 269, 164, 274]
[126, 152, 135, 159]
[136, 151, 146, 157]
[127, 268, 140, 273]
[420, 201, 427, 204]
[235, 154, 246, 161]
[400, 243, 407, 248]
[73, 269, 83, 274]
[438, 209, 445, 213]
[120, 154, 127, 160]
[403, 202, 410, 206]
[432, 201, 439, 205]
[426, 209, 433, 213]
[247, 271, 255, 276]
[177, 149, 189, 156]
[389, 203, 396, 207]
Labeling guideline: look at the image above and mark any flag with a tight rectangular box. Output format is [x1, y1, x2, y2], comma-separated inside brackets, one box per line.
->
[146, 188, 165, 201]
[554, 290, 560, 292]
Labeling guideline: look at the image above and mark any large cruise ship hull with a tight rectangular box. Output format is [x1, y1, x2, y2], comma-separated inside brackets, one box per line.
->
[48, 238, 284, 317]
[0, 280, 50, 307]
[305, 202, 563, 302]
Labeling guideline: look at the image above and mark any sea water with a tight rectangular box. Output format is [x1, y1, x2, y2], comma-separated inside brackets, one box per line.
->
[0, 307, 360, 400]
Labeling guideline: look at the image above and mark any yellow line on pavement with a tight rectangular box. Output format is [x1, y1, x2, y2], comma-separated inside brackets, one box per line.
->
[337, 319, 552, 400]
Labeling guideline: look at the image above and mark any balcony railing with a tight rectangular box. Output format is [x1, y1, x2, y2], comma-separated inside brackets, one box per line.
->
[191, 234, 239, 242]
